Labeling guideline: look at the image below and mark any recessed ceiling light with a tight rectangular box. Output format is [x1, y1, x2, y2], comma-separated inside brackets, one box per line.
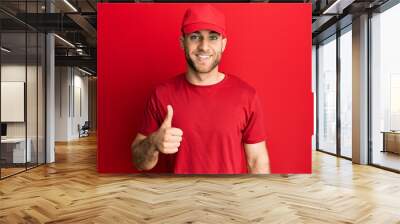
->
[1, 47, 11, 53]
[322, 0, 355, 15]
[78, 67, 93, 76]
[63, 0, 78, 12]
[54, 34, 75, 48]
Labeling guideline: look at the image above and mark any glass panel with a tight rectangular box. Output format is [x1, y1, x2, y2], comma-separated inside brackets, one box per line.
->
[26, 0, 39, 170]
[0, 1, 46, 179]
[371, 3, 400, 171]
[27, 31, 38, 169]
[340, 28, 352, 158]
[1, 30, 27, 177]
[38, 32, 45, 165]
[317, 36, 337, 154]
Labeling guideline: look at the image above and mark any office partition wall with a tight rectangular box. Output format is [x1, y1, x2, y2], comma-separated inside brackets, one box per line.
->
[0, 1, 47, 179]
[0, 31, 28, 177]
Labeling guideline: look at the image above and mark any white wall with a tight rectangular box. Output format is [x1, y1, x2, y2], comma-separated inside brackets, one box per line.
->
[55, 66, 89, 141]
[72, 72, 89, 138]
[1, 63, 46, 164]
[55, 66, 69, 141]
[1, 64, 40, 137]
[1, 65, 25, 131]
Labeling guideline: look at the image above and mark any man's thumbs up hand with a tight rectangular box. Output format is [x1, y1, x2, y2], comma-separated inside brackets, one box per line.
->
[161, 105, 173, 128]
[150, 105, 183, 154]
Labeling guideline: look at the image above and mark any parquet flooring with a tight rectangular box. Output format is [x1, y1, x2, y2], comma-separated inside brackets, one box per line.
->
[1, 134, 400, 223]
[1, 167, 25, 178]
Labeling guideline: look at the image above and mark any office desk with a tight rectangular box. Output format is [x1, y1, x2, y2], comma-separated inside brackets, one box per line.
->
[381, 131, 400, 154]
[1, 138, 32, 163]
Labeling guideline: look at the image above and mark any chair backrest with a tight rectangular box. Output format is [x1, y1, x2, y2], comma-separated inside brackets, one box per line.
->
[82, 121, 90, 129]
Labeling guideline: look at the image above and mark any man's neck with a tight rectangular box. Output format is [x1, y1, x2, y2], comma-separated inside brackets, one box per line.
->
[185, 67, 225, 86]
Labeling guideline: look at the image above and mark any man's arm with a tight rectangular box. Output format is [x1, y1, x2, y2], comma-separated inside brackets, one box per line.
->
[131, 105, 182, 171]
[244, 141, 270, 174]
[131, 133, 159, 171]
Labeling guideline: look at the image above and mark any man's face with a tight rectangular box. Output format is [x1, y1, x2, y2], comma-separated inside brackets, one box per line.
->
[181, 30, 227, 74]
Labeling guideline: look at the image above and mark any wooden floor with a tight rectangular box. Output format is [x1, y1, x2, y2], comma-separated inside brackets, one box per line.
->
[1, 135, 400, 223]
[1, 167, 26, 178]
[373, 151, 400, 171]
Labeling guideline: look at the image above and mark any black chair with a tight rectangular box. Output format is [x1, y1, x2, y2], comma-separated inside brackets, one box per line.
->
[79, 121, 90, 138]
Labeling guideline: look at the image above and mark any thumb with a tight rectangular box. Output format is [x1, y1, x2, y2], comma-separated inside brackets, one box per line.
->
[161, 105, 173, 128]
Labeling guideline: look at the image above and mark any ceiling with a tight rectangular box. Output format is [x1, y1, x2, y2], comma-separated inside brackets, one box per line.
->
[0, 0, 97, 74]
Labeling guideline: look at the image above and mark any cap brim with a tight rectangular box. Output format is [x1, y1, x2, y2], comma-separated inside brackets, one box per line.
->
[182, 22, 226, 37]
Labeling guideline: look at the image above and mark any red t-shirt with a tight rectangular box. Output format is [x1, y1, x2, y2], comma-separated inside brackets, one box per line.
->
[138, 73, 266, 174]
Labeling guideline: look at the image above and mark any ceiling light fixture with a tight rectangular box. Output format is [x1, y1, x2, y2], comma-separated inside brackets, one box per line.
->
[54, 34, 75, 48]
[322, 0, 355, 15]
[1, 47, 11, 53]
[78, 67, 93, 76]
[63, 0, 78, 12]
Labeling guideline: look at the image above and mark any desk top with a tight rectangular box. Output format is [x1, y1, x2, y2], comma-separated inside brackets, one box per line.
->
[381, 131, 400, 134]
[1, 138, 29, 143]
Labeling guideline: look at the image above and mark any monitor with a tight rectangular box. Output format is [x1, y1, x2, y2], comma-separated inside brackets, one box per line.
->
[1, 123, 7, 137]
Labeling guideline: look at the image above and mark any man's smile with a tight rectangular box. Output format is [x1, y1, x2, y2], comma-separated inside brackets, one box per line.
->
[195, 54, 212, 63]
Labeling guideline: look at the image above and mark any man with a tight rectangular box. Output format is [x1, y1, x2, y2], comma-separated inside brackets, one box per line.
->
[131, 4, 270, 174]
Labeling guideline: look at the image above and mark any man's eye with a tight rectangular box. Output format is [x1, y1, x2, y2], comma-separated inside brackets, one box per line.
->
[209, 35, 219, 40]
[190, 35, 200, 40]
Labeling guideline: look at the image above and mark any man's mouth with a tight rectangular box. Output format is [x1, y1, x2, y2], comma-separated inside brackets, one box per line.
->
[195, 54, 211, 62]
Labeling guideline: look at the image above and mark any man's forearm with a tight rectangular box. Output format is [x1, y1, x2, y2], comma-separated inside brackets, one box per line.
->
[132, 135, 159, 171]
[248, 158, 270, 174]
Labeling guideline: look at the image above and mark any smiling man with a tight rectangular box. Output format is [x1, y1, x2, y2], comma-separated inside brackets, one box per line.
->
[131, 4, 270, 174]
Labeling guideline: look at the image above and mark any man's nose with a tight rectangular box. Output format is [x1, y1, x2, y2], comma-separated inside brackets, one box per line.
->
[198, 39, 210, 51]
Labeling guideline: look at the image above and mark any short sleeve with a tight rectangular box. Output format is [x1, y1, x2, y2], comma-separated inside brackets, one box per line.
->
[242, 93, 266, 144]
[138, 90, 162, 136]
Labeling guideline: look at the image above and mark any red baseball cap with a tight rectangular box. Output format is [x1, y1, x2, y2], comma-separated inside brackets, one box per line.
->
[181, 4, 226, 38]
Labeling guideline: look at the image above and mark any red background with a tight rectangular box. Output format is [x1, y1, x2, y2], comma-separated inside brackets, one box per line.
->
[97, 3, 313, 174]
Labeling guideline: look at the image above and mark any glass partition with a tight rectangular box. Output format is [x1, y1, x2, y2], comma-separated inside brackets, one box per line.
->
[317, 35, 337, 154]
[38, 32, 45, 165]
[0, 1, 46, 179]
[1, 30, 28, 177]
[27, 30, 38, 169]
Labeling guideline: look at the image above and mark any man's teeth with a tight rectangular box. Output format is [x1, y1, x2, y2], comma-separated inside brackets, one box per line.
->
[198, 55, 210, 59]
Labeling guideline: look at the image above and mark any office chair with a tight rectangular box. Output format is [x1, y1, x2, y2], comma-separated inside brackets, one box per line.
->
[79, 121, 90, 138]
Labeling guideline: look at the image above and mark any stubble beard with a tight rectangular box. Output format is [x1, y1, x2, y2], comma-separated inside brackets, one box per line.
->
[184, 47, 221, 74]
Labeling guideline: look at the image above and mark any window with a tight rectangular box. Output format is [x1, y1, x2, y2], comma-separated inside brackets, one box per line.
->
[317, 35, 337, 154]
[371, 2, 400, 171]
[339, 27, 352, 158]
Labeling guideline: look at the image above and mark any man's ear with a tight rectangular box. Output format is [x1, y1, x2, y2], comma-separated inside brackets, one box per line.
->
[179, 36, 184, 49]
[221, 37, 227, 53]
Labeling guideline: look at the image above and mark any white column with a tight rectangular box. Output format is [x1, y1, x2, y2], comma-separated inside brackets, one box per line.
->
[352, 14, 369, 164]
[46, 32, 55, 163]
[45, 1, 55, 163]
